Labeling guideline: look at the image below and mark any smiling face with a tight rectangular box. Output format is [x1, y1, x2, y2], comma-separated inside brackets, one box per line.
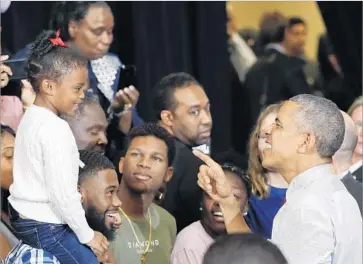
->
[261, 101, 305, 174]
[69, 102, 108, 153]
[1, 131, 15, 190]
[80, 169, 122, 240]
[44, 66, 89, 116]
[119, 136, 173, 194]
[258, 112, 278, 159]
[201, 171, 248, 236]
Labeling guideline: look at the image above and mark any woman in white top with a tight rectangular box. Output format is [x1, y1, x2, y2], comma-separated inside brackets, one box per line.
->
[8, 30, 110, 263]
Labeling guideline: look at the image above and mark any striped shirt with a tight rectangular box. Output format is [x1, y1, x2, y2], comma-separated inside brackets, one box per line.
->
[5, 242, 60, 264]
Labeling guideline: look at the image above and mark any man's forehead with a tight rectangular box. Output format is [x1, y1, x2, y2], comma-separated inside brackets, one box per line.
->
[278, 101, 299, 121]
[97, 169, 119, 186]
[174, 85, 209, 107]
[129, 136, 168, 155]
[82, 104, 107, 124]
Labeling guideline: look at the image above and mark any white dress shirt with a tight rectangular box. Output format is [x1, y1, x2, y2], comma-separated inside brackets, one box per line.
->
[8, 105, 94, 244]
[349, 160, 362, 174]
[229, 32, 257, 83]
[272, 164, 362, 264]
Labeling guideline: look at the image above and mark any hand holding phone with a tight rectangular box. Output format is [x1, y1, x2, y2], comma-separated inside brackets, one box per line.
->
[118, 65, 136, 91]
[2, 58, 28, 81]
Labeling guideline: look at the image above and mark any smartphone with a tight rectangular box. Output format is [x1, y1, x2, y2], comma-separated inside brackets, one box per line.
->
[118, 64, 136, 91]
[2, 58, 28, 80]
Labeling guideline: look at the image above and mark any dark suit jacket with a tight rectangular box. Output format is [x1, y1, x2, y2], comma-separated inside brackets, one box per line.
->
[244, 48, 311, 123]
[160, 139, 204, 232]
[351, 165, 362, 183]
[341, 171, 363, 216]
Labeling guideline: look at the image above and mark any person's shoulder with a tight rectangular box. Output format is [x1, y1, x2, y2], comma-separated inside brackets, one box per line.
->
[175, 142, 204, 166]
[38, 115, 71, 137]
[176, 221, 203, 240]
[104, 53, 122, 67]
[152, 203, 175, 223]
[173, 221, 211, 250]
[19, 106, 70, 137]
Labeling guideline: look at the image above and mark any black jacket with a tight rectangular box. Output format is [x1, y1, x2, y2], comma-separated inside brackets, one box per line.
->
[160, 139, 204, 232]
[244, 48, 311, 123]
[341, 171, 363, 216]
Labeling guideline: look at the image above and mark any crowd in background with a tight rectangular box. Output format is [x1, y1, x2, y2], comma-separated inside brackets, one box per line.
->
[0, 1, 362, 264]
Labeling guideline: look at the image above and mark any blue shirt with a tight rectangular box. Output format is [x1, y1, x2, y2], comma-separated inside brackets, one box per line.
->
[246, 185, 287, 238]
[5, 242, 60, 264]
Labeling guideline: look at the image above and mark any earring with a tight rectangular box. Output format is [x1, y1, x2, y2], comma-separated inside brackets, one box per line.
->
[199, 207, 203, 212]
[158, 192, 164, 201]
[243, 212, 248, 216]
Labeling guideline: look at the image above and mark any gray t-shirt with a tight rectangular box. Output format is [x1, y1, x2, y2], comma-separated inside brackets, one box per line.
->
[110, 203, 177, 264]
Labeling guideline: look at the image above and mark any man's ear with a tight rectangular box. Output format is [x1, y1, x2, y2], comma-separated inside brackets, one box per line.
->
[119, 157, 125, 174]
[160, 110, 174, 127]
[297, 132, 316, 154]
[78, 185, 86, 203]
[164, 167, 174, 183]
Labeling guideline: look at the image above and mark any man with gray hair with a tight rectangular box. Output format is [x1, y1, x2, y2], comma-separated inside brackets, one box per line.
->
[332, 111, 363, 215]
[264, 94, 362, 264]
[193, 94, 362, 264]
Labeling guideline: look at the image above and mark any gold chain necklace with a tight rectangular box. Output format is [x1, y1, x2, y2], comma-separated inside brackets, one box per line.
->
[119, 207, 152, 264]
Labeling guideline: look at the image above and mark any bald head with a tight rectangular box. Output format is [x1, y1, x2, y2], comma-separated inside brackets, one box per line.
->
[333, 111, 358, 171]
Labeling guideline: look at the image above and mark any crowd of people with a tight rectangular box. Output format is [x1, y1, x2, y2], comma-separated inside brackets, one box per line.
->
[0, 1, 362, 264]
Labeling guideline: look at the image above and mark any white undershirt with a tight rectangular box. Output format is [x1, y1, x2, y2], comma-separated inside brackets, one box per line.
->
[8, 105, 94, 244]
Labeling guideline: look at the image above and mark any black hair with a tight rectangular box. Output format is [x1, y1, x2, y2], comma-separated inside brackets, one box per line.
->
[271, 16, 306, 43]
[152, 72, 202, 120]
[288, 17, 306, 28]
[203, 233, 288, 264]
[78, 150, 115, 185]
[48, 1, 110, 41]
[0, 124, 15, 137]
[213, 150, 251, 199]
[127, 123, 176, 166]
[27, 30, 88, 92]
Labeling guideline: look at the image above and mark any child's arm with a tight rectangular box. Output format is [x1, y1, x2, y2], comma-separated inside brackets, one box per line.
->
[41, 122, 94, 244]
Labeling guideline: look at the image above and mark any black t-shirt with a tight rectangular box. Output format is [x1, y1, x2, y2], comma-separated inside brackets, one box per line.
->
[160, 139, 204, 232]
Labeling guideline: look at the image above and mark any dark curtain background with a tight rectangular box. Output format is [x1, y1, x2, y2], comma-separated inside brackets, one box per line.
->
[1, 1, 232, 154]
[318, 1, 362, 109]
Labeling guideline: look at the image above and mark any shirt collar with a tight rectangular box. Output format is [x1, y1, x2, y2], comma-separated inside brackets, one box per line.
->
[349, 160, 362, 173]
[286, 164, 333, 200]
[339, 169, 350, 180]
[265, 43, 287, 55]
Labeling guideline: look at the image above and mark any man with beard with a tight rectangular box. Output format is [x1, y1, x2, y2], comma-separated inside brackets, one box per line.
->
[5, 150, 122, 264]
[153, 72, 213, 232]
[110, 123, 177, 264]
